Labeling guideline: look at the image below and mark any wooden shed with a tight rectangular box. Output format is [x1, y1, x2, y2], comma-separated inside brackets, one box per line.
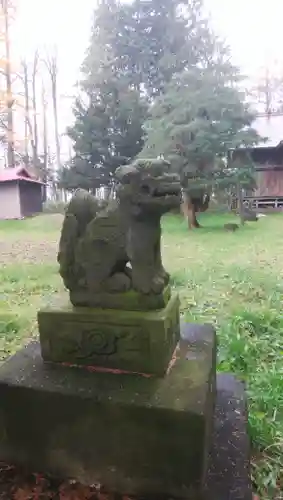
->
[233, 113, 283, 210]
[0, 166, 44, 220]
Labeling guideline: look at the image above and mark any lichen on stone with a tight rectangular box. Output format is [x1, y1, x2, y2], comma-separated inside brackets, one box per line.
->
[57, 158, 180, 305]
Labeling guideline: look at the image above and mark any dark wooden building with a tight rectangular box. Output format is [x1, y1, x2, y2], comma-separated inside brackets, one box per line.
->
[234, 113, 283, 210]
[0, 166, 45, 219]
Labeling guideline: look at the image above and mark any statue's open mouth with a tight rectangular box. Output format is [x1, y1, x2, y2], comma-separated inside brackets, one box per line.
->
[141, 182, 180, 199]
[152, 185, 180, 198]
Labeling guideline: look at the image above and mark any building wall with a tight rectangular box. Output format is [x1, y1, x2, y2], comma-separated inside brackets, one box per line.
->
[19, 181, 43, 217]
[0, 182, 21, 219]
[254, 169, 283, 197]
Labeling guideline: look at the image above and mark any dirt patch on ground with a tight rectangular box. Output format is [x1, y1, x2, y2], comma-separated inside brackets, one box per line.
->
[0, 214, 63, 266]
[0, 238, 58, 266]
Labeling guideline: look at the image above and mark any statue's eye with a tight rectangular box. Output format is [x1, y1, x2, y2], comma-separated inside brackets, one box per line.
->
[141, 184, 150, 194]
[120, 176, 131, 185]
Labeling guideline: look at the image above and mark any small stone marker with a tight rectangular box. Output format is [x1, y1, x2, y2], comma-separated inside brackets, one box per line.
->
[0, 158, 251, 499]
[242, 209, 258, 222]
[224, 223, 239, 232]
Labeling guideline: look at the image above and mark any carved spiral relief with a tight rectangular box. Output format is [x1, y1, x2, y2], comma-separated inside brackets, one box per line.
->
[82, 330, 118, 356]
[54, 322, 147, 362]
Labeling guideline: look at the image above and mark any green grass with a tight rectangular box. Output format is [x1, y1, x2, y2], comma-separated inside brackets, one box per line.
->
[164, 212, 283, 499]
[1, 211, 283, 499]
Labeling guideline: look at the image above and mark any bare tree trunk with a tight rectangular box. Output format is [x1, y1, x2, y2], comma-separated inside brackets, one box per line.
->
[32, 50, 39, 167]
[22, 60, 29, 163]
[25, 117, 36, 165]
[237, 181, 245, 226]
[263, 67, 272, 115]
[52, 78, 60, 173]
[44, 49, 60, 200]
[182, 191, 201, 229]
[187, 204, 201, 229]
[2, 0, 14, 167]
[41, 82, 48, 202]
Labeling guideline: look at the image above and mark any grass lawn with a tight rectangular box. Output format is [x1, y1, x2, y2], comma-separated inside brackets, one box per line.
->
[1, 211, 283, 499]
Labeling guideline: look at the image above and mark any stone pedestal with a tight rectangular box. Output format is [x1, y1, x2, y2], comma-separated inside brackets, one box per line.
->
[0, 324, 216, 500]
[38, 292, 180, 376]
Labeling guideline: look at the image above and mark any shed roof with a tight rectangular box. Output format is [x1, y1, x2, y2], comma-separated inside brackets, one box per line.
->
[253, 113, 283, 148]
[0, 166, 44, 184]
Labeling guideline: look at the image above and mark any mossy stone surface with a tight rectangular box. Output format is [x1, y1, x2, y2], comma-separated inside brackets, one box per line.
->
[0, 323, 216, 498]
[38, 292, 180, 376]
[70, 285, 171, 311]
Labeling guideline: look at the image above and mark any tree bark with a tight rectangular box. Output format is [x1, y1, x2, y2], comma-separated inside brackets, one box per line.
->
[45, 50, 60, 200]
[187, 203, 201, 229]
[2, 0, 14, 167]
[182, 191, 201, 229]
[22, 60, 29, 163]
[32, 51, 39, 167]
[21, 58, 39, 166]
[52, 78, 60, 173]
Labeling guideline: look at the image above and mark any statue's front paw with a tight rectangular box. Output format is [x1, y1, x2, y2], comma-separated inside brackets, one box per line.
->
[132, 271, 153, 294]
[159, 268, 169, 284]
[132, 271, 165, 294]
[104, 273, 131, 292]
[150, 276, 165, 294]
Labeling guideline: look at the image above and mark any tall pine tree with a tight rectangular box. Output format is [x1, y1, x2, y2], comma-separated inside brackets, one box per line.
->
[83, 0, 190, 98]
[61, 0, 147, 193]
[62, 74, 147, 192]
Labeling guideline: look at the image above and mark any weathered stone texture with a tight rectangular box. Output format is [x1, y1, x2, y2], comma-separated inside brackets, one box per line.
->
[57, 159, 180, 305]
[38, 291, 180, 376]
[0, 324, 216, 499]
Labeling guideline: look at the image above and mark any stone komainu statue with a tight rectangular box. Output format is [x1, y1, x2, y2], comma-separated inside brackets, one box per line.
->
[57, 159, 180, 305]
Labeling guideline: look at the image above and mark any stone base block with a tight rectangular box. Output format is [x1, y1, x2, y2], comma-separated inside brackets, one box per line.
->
[0, 323, 216, 499]
[37, 292, 180, 376]
[205, 373, 252, 500]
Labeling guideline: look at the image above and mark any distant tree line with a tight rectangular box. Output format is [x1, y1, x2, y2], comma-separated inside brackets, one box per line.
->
[0, 1, 62, 202]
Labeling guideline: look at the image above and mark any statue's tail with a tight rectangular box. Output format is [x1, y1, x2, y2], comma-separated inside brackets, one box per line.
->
[57, 213, 79, 289]
[57, 189, 100, 289]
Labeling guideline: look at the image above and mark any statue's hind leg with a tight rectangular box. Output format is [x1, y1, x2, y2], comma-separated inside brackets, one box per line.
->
[83, 245, 130, 293]
[155, 238, 169, 285]
[127, 222, 165, 294]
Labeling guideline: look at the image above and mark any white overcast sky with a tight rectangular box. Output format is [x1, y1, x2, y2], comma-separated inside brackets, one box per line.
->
[8, 0, 283, 156]
[13, 0, 283, 82]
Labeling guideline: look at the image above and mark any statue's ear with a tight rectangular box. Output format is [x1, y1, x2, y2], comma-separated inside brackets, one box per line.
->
[115, 165, 140, 184]
[130, 204, 142, 217]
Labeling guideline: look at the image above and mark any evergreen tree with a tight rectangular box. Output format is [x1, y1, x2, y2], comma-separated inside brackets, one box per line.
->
[61, 51, 147, 192]
[62, 0, 255, 202]
[114, 0, 190, 97]
[141, 64, 261, 227]
[83, 0, 218, 98]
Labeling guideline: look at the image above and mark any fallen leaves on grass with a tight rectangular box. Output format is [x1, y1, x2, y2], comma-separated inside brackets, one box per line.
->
[0, 463, 138, 500]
